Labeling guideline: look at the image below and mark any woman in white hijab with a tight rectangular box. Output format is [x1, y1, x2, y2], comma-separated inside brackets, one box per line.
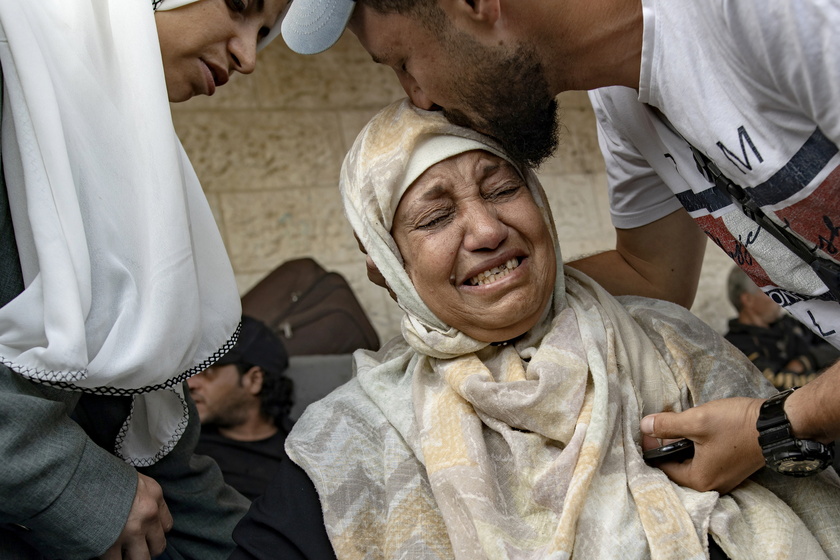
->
[285, 99, 840, 560]
[0, 0, 285, 558]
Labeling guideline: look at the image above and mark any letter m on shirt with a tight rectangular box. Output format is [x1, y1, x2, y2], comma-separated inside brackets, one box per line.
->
[717, 126, 764, 174]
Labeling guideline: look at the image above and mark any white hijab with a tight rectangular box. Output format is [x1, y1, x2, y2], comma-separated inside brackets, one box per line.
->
[156, 0, 285, 48]
[0, 0, 256, 465]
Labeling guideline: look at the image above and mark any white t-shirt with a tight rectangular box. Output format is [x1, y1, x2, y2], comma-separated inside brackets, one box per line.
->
[590, 0, 840, 347]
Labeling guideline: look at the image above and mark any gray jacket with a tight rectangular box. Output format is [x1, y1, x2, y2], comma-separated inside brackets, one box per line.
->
[0, 70, 248, 560]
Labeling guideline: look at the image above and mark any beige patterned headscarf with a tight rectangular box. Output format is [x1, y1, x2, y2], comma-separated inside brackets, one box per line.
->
[286, 99, 840, 560]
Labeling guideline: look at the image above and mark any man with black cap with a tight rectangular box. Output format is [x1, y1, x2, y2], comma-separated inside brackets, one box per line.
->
[188, 316, 294, 501]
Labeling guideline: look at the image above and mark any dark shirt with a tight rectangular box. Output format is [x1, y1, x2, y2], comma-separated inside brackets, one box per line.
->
[725, 315, 840, 389]
[196, 426, 288, 501]
[228, 445, 335, 560]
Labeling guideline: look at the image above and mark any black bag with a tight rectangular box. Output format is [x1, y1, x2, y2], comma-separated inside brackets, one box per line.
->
[241, 258, 380, 356]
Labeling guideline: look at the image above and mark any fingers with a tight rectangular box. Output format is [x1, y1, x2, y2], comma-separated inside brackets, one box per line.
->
[99, 474, 172, 560]
[640, 398, 766, 493]
[653, 458, 703, 489]
[640, 411, 693, 440]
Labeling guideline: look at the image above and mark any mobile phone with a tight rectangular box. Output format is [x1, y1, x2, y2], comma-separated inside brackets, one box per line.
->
[643, 438, 695, 466]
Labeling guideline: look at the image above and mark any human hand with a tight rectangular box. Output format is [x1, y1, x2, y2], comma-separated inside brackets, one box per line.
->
[782, 358, 806, 374]
[640, 397, 766, 493]
[99, 473, 173, 560]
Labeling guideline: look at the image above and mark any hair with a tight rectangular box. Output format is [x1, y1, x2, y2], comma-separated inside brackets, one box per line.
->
[358, 0, 447, 33]
[726, 266, 760, 312]
[235, 362, 294, 425]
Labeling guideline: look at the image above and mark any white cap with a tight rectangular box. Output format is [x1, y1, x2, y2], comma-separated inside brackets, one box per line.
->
[281, 0, 357, 55]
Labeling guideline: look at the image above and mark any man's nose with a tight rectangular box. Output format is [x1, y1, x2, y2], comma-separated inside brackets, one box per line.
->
[186, 374, 203, 390]
[397, 73, 435, 111]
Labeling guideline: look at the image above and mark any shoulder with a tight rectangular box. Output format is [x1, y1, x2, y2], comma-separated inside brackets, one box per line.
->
[588, 87, 650, 137]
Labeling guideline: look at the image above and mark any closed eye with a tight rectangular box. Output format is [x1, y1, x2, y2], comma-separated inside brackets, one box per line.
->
[485, 183, 523, 200]
[417, 212, 452, 230]
[228, 0, 247, 12]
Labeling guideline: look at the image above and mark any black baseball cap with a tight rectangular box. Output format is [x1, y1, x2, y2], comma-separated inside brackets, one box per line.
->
[215, 316, 289, 376]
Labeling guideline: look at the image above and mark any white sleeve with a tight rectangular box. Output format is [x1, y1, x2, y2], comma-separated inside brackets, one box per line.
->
[588, 88, 683, 230]
[723, 0, 840, 144]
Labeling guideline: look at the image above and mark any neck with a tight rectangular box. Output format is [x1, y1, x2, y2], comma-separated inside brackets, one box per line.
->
[738, 309, 772, 329]
[218, 413, 278, 442]
[520, 0, 644, 92]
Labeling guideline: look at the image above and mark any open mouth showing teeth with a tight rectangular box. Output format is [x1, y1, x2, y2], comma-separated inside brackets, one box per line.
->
[467, 258, 521, 286]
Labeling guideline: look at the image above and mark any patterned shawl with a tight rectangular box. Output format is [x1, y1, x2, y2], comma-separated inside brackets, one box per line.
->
[286, 99, 840, 559]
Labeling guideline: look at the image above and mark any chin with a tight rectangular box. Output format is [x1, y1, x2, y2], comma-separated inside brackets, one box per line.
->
[464, 316, 541, 344]
[169, 92, 193, 103]
[166, 83, 195, 103]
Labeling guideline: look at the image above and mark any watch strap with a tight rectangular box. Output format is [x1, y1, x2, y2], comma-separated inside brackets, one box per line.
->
[756, 387, 834, 476]
[756, 387, 797, 453]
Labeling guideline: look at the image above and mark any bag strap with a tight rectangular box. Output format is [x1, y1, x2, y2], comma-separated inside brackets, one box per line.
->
[649, 106, 840, 300]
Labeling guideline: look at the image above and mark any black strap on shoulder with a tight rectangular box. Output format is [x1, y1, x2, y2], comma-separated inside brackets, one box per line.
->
[649, 106, 840, 300]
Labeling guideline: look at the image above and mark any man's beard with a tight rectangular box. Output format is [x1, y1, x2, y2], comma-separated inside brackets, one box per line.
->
[442, 39, 559, 169]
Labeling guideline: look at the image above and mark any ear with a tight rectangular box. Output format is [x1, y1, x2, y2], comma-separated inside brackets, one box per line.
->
[243, 366, 265, 395]
[440, 0, 502, 32]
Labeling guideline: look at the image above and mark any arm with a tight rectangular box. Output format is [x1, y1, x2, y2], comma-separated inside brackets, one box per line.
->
[567, 208, 707, 307]
[100, 474, 173, 560]
[640, 361, 840, 493]
[0, 366, 139, 560]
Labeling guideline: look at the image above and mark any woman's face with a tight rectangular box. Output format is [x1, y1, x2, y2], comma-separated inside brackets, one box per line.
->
[392, 150, 556, 343]
[155, 0, 287, 102]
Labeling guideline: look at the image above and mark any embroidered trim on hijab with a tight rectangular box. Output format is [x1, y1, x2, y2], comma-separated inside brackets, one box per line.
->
[0, 0, 241, 465]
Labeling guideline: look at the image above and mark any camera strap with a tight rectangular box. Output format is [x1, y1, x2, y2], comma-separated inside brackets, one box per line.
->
[649, 106, 840, 300]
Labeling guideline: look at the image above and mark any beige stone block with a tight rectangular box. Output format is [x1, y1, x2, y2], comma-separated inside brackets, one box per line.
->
[219, 184, 357, 274]
[557, 90, 593, 110]
[540, 104, 605, 176]
[691, 240, 737, 335]
[539, 173, 613, 243]
[169, 67, 260, 113]
[254, 32, 404, 110]
[173, 110, 345, 193]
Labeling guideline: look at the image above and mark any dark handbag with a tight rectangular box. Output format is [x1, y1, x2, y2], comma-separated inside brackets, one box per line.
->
[241, 258, 380, 356]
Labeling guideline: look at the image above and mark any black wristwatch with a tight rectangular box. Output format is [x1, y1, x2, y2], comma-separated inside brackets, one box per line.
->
[756, 387, 834, 476]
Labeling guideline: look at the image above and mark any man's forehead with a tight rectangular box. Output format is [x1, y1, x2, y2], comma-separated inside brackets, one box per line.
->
[348, 7, 416, 62]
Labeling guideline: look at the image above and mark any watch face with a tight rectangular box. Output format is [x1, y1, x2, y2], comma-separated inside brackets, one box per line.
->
[777, 457, 828, 476]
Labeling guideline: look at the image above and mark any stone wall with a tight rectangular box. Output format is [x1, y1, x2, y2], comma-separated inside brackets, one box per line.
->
[171, 32, 735, 345]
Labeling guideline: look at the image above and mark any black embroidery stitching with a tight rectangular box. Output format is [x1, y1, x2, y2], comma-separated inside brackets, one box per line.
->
[114, 392, 191, 467]
[0, 323, 241, 396]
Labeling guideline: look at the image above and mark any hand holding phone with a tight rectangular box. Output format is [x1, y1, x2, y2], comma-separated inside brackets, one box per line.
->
[643, 438, 695, 466]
